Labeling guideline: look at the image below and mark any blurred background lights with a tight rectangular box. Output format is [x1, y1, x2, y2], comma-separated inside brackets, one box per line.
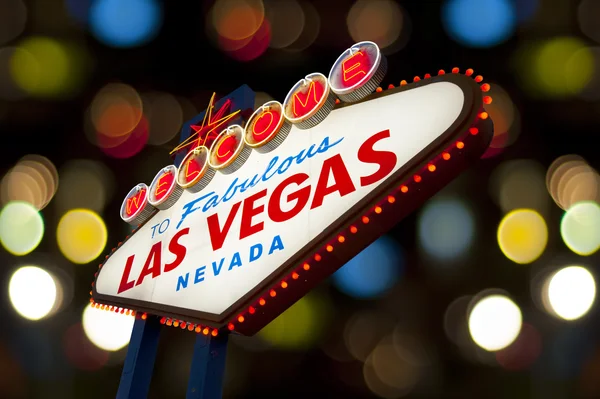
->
[9, 36, 87, 98]
[56, 209, 107, 264]
[442, 0, 516, 48]
[0, 47, 27, 100]
[89, 0, 163, 48]
[346, 0, 407, 52]
[546, 155, 600, 210]
[332, 236, 403, 299]
[264, 0, 305, 49]
[0, 0, 27, 46]
[1, 154, 59, 210]
[560, 202, 600, 256]
[9, 266, 56, 321]
[54, 159, 114, 215]
[497, 209, 548, 264]
[468, 294, 522, 351]
[417, 197, 475, 262]
[515, 37, 594, 98]
[258, 292, 329, 350]
[0, 202, 44, 256]
[578, 0, 600, 44]
[494, 323, 542, 370]
[546, 266, 596, 321]
[489, 159, 549, 216]
[82, 303, 134, 351]
[142, 91, 183, 146]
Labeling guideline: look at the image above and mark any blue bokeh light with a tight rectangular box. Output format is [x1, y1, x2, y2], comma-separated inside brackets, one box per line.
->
[332, 236, 403, 299]
[89, 0, 163, 48]
[442, 0, 516, 48]
[417, 198, 475, 261]
[64, 0, 92, 25]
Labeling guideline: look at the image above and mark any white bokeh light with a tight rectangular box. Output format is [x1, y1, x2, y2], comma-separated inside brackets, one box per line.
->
[9, 266, 57, 320]
[547, 266, 596, 321]
[82, 303, 135, 351]
[468, 294, 522, 351]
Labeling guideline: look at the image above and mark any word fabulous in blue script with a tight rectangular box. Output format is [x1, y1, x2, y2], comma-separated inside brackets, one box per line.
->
[175, 234, 285, 292]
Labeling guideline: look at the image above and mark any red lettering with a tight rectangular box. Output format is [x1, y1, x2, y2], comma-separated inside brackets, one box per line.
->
[293, 80, 325, 118]
[268, 173, 311, 222]
[342, 51, 371, 87]
[118, 254, 136, 294]
[214, 135, 237, 163]
[164, 228, 190, 273]
[207, 201, 241, 251]
[154, 171, 172, 201]
[136, 242, 162, 286]
[252, 110, 278, 140]
[310, 154, 356, 209]
[126, 189, 145, 216]
[240, 189, 266, 240]
[184, 157, 201, 183]
[358, 130, 397, 186]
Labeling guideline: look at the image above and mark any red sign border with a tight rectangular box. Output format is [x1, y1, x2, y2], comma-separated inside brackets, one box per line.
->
[92, 72, 492, 335]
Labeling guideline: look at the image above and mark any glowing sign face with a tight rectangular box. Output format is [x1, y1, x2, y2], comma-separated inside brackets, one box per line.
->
[95, 74, 493, 336]
[243, 101, 291, 153]
[283, 73, 336, 130]
[177, 146, 215, 193]
[120, 183, 154, 226]
[329, 41, 386, 103]
[148, 166, 182, 210]
[208, 125, 251, 174]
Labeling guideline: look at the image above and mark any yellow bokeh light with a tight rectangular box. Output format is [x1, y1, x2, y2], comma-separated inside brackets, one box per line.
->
[9, 36, 87, 98]
[468, 294, 522, 351]
[498, 209, 548, 264]
[82, 303, 134, 351]
[547, 266, 596, 321]
[0, 201, 44, 256]
[57, 209, 107, 264]
[258, 292, 328, 350]
[560, 201, 600, 256]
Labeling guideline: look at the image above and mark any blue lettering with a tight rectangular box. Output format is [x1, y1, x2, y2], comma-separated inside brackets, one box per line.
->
[194, 266, 206, 284]
[158, 218, 170, 234]
[262, 156, 279, 181]
[229, 252, 242, 270]
[212, 258, 225, 276]
[268, 235, 284, 255]
[176, 191, 215, 229]
[202, 195, 219, 212]
[277, 156, 294, 175]
[294, 149, 309, 164]
[176, 273, 189, 291]
[150, 223, 159, 239]
[222, 178, 239, 202]
[249, 243, 263, 262]
[239, 174, 260, 193]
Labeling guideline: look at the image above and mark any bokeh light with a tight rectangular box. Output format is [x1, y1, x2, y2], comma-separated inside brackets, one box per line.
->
[142, 91, 183, 146]
[258, 292, 330, 350]
[495, 323, 542, 370]
[56, 209, 107, 264]
[1, 154, 59, 210]
[0, 0, 27, 46]
[417, 197, 475, 262]
[0, 201, 44, 256]
[332, 236, 403, 299]
[0, 47, 27, 100]
[344, 311, 395, 362]
[489, 159, 549, 216]
[442, 0, 516, 48]
[468, 294, 522, 351]
[82, 304, 134, 351]
[347, 0, 408, 52]
[480, 84, 521, 158]
[546, 155, 600, 211]
[9, 36, 88, 98]
[280, 0, 319, 52]
[514, 37, 594, 98]
[545, 266, 596, 321]
[497, 209, 548, 264]
[54, 159, 114, 214]
[89, 0, 163, 48]
[264, 0, 305, 49]
[9, 266, 57, 321]
[560, 202, 600, 256]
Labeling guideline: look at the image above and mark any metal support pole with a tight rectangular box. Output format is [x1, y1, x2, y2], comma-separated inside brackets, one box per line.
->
[116, 316, 162, 399]
[186, 333, 230, 399]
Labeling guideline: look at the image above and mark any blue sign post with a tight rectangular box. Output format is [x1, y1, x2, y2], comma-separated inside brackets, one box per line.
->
[116, 86, 256, 399]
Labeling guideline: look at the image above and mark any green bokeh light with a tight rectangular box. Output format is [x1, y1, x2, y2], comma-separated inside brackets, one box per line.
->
[0, 201, 45, 255]
[258, 292, 331, 350]
[561, 201, 600, 256]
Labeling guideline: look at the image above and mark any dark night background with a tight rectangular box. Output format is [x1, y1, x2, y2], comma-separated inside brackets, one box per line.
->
[0, 0, 599, 398]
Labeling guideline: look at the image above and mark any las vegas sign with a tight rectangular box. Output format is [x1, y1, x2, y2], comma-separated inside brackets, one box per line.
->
[91, 41, 494, 337]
